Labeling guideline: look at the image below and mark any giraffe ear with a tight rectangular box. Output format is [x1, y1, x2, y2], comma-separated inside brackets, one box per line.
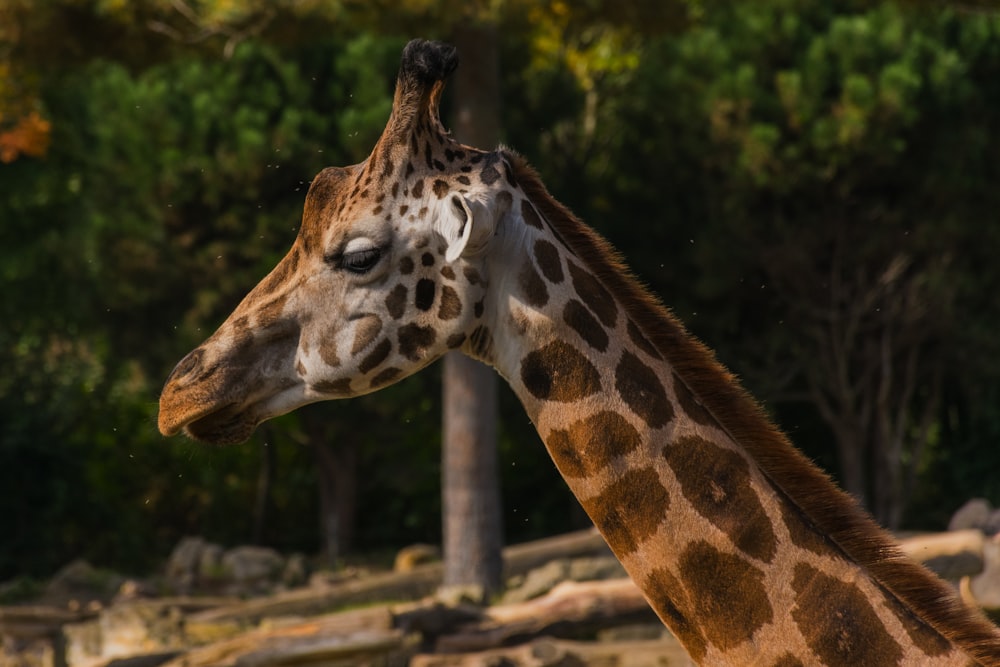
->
[440, 194, 507, 263]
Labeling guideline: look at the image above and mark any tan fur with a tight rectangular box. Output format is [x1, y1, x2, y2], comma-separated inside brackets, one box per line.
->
[506, 151, 1000, 665]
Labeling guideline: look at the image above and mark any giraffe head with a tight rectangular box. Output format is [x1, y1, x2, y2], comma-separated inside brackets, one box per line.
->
[158, 40, 515, 444]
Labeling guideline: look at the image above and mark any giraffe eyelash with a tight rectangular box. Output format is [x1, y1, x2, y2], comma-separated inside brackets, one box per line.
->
[326, 245, 388, 275]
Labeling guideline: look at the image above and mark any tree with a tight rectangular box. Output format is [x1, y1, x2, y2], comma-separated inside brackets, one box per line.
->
[440, 19, 505, 600]
[603, 2, 1000, 528]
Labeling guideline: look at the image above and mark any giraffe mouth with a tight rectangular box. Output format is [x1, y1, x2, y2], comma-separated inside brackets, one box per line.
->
[183, 403, 259, 446]
[174, 383, 310, 445]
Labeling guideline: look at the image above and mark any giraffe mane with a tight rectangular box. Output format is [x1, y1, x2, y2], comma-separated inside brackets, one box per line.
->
[504, 150, 1000, 663]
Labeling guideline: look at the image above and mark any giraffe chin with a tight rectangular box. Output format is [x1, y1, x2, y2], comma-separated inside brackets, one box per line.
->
[183, 405, 259, 446]
[179, 384, 312, 445]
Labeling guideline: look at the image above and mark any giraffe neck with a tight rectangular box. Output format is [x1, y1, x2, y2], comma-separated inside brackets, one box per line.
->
[474, 154, 1000, 666]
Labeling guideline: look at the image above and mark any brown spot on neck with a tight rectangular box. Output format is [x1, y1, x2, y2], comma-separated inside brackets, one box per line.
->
[520, 341, 601, 402]
[664, 435, 777, 563]
[521, 199, 544, 230]
[614, 350, 673, 429]
[792, 562, 904, 665]
[533, 238, 564, 283]
[568, 260, 617, 328]
[771, 653, 805, 667]
[583, 466, 669, 556]
[671, 372, 713, 426]
[519, 258, 549, 308]
[626, 319, 662, 360]
[644, 567, 708, 662]
[678, 540, 773, 653]
[563, 299, 609, 352]
[546, 411, 642, 479]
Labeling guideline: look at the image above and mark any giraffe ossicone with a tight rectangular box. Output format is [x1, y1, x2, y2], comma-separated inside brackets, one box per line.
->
[159, 39, 1000, 665]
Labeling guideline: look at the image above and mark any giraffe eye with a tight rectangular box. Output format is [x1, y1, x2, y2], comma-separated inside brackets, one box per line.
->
[340, 247, 383, 274]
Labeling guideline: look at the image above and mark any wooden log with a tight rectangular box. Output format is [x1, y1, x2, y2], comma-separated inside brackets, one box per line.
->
[434, 579, 656, 653]
[411, 636, 692, 667]
[0, 604, 93, 640]
[165, 578, 655, 666]
[965, 537, 1000, 612]
[898, 530, 985, 580]
[186, 529, 609, 633]
[160, 605, 404, 667]
[501, 528, 609, 576]
[227, 632, 404, 667]
[99, 651, 182, 667]
[184, 568, 439, 641]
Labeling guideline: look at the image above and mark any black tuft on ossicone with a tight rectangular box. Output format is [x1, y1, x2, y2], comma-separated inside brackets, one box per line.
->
[399, 39, 459, 86]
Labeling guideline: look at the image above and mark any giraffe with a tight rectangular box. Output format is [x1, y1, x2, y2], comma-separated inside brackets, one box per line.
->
[158, 40, 1000, 665]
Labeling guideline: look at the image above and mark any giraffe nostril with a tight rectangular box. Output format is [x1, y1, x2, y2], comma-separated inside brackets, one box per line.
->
[167, 348, 205, 385]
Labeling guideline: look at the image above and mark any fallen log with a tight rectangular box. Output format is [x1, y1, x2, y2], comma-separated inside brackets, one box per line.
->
[963, 537, 1000, 613]
[183, 569, 440, 643]
[410, 636, 692, 667]
[898, 530, 985, 580]
[0, 605, 94, 640]
[186, 528, 609, 635]
[434, 579, 656, 653]
[226, 632, 405, 667]
[164, 578, 658, 666]
[501, 528, 610, 576]
[160, 605, 404, 667]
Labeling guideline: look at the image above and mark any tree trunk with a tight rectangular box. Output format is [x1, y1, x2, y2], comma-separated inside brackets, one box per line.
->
[833, 422, 868, 509]
[441, 19, 504, 599]
[442, 353, 503, 597]
[306, 410, 358, 567]
[252, 428, 275, 545]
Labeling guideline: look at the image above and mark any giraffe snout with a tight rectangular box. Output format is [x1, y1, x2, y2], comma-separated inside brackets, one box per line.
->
[159, 347, 217, 436]
[165, 348, 205, 386]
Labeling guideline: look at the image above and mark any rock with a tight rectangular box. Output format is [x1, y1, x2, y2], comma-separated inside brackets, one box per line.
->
[394, 544, 440, 573]
[164, 538, 209, 594]
[197, 543, 225, 584]
[66, 601, 184, 665]
[984, 509, 1000, 537]
[948, 498, 993, 532]
[99, 601, 186, 660]
[281, 554, 308, 589]
[45, 560, 124, 609]
[64, 598, 236, 666]
[167, 540, 289, 596]
[220, 547, 284, 594]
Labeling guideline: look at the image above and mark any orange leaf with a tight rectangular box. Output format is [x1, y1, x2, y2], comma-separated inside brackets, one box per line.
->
[0, 111, 51, 163]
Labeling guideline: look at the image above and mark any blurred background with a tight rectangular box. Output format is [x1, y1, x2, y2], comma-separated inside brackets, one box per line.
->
[3, 0, 1000, 586]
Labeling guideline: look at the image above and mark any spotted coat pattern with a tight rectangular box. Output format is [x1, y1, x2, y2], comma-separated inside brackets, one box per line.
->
[159, 40, 1000, 666]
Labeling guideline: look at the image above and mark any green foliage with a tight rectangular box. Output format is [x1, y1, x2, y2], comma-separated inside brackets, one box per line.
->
[0, 33, 414, 577]
[584, 2, 1000, 524]
[4, 0, 1000, 578]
